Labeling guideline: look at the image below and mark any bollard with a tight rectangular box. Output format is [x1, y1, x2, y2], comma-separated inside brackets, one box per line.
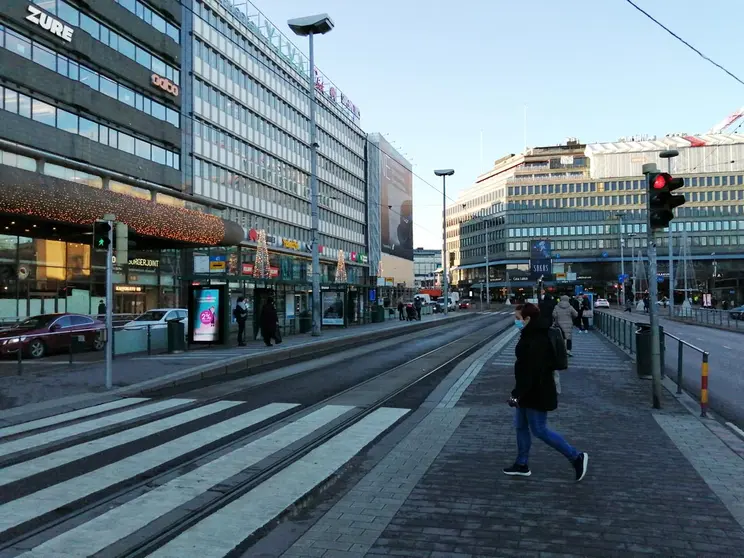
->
[69, 337, 74, 364]
[676, 341, 683, 395]
[147, 325, 152, 355]
[700, 352, 709, 417]
[17, 346, 22, 376]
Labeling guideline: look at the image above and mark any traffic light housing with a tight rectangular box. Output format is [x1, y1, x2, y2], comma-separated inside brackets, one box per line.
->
[93, 221, 111, 250]
[648, 172, 685, 229]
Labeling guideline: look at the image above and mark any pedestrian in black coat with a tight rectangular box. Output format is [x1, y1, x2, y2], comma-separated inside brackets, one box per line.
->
[260, 297, 279, 347]
[503, 303, 589, 482]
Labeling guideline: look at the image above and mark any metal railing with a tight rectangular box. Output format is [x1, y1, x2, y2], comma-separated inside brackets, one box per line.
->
[671, 306, 743, 331]
[594, 311, 711, 416]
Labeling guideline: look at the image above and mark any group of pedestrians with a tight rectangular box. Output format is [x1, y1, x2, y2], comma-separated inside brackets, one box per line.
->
[233, 296, 282, 347]
[503, 298, 590, 482]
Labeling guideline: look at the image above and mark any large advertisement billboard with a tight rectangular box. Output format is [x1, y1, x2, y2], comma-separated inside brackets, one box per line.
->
[188, 284, 227, 344]
[529, 239, 552, 280]
[379, 139, 413, 261]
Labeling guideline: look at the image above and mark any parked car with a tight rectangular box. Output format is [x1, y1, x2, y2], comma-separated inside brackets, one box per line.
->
[728, 305, 744, 320]
[123, 309, 188, 331]
[0, 313, 105, 359]
[594, 298, 610, 308]
[459, 299, 471, 309]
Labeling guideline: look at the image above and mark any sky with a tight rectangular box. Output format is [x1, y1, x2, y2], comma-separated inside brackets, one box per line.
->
[254, 0, 744, 250]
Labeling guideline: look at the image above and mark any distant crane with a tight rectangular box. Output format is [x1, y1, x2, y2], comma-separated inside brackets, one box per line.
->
[707, 107, 744, 134]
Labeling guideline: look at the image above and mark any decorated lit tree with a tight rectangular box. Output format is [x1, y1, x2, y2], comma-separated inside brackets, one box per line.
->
[335, 250, 347, 283]
[253, 229, 270, 278]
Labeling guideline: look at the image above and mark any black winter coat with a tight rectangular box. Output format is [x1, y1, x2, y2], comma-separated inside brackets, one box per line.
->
[511, 318, 558, 412]
[260, 303, 278, 334]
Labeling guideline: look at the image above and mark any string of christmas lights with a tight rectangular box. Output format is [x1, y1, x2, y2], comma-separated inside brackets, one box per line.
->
[0, 176, 227, 245]
[253, 229, 271, 278]
[335, 250, 347, 283]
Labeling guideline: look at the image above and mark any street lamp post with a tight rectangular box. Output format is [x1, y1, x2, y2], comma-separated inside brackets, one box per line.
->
[288, 14, 334, 337]
[616, 213, 625, 308]
[470, 211, 491, 311]
[435, 169, 455, 316]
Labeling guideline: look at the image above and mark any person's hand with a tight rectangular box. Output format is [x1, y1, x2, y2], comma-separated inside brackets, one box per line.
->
[507, 397, 519, 408]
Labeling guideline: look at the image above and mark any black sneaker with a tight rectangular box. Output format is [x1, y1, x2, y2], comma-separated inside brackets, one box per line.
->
[573, 453, 589, 482]
[503, 463, 531, 477]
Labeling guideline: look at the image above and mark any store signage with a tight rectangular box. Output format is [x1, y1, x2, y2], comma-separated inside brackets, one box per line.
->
[241, 263, 278, 278]
[112, 256, 159, 268]
[152, 74, 179, 97]
[282, 238, 299, 250]
[26, 6, 74, 42]
[209, 255, 226, 272]
[115, 285, 143, 293]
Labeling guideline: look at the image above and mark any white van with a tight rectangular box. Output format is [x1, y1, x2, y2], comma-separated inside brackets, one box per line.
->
[414, 294, 431, 305]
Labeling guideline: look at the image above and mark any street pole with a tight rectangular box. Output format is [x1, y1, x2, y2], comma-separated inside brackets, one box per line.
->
[618, 213, 625, 308]
[485, 216, 490, 310]
[661, 149, 679, 316]
[643, 163, 663, 409]
[102, 213, 115, 389]
[308, 32, 321, 337]
[441, 175, 448, 316]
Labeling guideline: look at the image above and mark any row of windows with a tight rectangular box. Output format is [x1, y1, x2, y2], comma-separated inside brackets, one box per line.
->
[194, 157, 365, 242]
[508, 175, 744, 197]
[193, 118, 364, 224]
[507, 235, 744, 253]
[193, 0, 365, 152]
[112, 0, 179, 42]
[32, 0, 179, 85]
[1, 85, 180, 170]
[193, 39, 364, 179]
[0, 25, 179, 128]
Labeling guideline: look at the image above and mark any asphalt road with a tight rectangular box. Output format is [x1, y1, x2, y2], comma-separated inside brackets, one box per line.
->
[602, 308, 744, 428]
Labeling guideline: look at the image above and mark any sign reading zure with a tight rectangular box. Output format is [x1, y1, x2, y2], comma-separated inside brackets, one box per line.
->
[26, 5, 74, 42]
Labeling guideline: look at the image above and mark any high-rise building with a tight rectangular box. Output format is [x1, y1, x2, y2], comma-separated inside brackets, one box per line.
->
[450, 134, 744, 304]
[413, 248, 441, 288]
[182, 0, 372, 327]
[0, 0, 243, 318]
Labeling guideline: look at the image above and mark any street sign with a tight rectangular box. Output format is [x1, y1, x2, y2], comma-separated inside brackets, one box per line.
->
[657, 276, 664, 283]
[618, 274, 628, 283]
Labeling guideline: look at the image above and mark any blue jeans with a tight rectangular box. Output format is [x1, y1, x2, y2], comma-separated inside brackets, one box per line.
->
[515, 407, 579, 465]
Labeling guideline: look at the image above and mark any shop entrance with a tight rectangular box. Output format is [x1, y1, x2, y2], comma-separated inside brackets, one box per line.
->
[115, 291, 146, 316]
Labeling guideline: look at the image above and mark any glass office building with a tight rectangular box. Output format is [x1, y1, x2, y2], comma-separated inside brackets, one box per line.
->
[183, 0, 372, 329]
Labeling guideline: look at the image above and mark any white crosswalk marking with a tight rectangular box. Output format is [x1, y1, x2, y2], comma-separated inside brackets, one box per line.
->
[0, 401, 242, 488]
[0, 401, 411, 557]
[0, 402, 297, 533]
[16, 405, 355, 558]
[0, 399, 193, 458]
[149, 407, 409, 558]
[0, 398, 149, 439]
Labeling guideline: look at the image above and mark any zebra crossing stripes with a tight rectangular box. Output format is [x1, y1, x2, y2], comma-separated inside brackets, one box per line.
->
[0, 400, 410, 557]
[14, 405, 355, 558]
[148, 408, 410, 558]
[0, 398, 149, 439]
[0, 400, 242, 488]
[0, 398, 193, 458]
[0, 402, 298, 533]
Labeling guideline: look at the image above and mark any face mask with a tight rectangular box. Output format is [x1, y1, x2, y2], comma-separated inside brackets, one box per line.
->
[514, 319, 525, 330]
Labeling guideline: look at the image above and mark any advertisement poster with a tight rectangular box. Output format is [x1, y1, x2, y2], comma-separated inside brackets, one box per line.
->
[192, 288, 220, 342]
[379, 137, 414, 261]
[321, 291, 345, 326]
[530, 239, 552, 280]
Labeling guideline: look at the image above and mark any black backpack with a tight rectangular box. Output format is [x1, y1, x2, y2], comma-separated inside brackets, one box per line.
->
[547, 324, 568, 371]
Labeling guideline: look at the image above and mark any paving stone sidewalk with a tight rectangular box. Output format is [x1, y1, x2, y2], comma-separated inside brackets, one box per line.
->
[284, 330, 744, 558]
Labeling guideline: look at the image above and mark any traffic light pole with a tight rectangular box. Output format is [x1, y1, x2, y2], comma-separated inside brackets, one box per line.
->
[103, 213, 115, 389]
[642, 164, 663, 409]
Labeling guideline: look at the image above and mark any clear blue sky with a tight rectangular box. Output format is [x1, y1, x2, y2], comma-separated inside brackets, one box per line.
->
[256, 0, 743, 249]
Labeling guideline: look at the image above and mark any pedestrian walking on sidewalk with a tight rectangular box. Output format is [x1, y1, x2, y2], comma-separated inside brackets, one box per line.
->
[503, 303, 589, 482]
[580, 297, 592, 332]
[397, 299, 405, 321]
[233, 297, 248, 346]
[260, 297, 280, 347]
[552, 295, 577, 356]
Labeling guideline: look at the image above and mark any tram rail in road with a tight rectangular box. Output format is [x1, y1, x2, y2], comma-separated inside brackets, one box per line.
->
[0, 313, 513, 557]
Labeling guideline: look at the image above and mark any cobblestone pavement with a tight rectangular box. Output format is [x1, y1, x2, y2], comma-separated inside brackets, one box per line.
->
[281, 330, 744, 557]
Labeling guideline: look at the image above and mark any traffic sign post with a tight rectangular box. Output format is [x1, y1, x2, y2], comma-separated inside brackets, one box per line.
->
[100, 214, 115, 389]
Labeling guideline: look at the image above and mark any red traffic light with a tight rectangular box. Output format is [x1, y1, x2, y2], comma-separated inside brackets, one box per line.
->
[653, 173, 671, 190]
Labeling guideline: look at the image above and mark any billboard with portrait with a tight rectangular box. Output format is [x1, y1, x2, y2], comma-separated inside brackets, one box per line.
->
[379, 137, 414, 261]
[529, 239, 552, 280]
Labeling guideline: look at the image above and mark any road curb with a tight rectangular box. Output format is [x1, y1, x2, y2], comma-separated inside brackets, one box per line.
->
[0, 313, 475, 425]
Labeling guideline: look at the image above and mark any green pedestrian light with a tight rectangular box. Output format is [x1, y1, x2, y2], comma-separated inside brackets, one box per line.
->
[93, 221, 111, 250]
